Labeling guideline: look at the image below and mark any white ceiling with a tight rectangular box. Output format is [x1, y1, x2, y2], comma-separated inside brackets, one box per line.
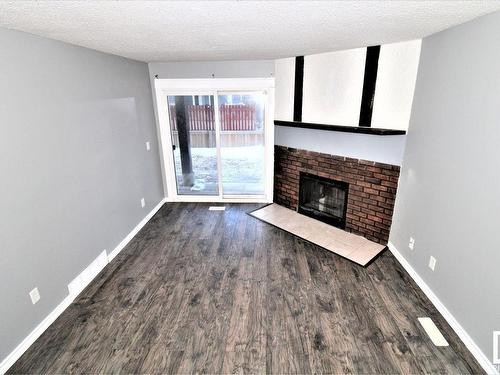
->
[0, 1, 499, 62]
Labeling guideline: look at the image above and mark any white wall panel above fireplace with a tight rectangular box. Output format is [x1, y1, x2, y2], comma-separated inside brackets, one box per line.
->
[275, 126, 406, 166]
[302, 48, 366, 126]
[274, 40, 421, 131]
[274, 58, 295, 121]
[372, 40, 421, 130]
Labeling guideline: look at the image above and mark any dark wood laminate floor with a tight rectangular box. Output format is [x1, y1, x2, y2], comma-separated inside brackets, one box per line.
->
[9, 203, 483, 374]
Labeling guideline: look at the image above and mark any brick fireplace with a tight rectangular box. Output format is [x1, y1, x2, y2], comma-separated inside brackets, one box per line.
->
[274, 145, 400, 244]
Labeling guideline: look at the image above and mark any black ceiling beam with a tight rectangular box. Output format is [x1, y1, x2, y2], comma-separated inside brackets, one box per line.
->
[293, 56, 304, 122]
[359, 45, 381, 127]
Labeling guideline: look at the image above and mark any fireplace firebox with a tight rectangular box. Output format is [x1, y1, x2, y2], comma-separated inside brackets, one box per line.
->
[298, 172, 349, 229]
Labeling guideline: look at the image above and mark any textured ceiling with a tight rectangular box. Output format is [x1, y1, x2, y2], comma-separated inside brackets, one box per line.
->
[0, 1, 499, 62]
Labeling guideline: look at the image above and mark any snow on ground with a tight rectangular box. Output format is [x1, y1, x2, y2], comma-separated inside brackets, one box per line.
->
[173, 146, 265, 194]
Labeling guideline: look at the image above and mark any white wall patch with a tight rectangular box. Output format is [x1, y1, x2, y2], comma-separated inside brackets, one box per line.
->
[418, 317, 449, 347]
[209, 206, 226, 211]
[494, 331, 500, 365]
[429, 256, 437, 271]
[29, 288, 40, 305]
[409, 237, 415, 250]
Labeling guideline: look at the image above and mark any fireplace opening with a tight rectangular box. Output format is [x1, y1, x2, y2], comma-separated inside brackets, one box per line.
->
[298, 172, 349, 229]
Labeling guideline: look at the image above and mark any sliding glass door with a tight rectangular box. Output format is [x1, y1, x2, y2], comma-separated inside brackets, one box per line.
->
[167, 95, 218, 195]
[156, 78, 274, 202]
[218, 92, 266, 196]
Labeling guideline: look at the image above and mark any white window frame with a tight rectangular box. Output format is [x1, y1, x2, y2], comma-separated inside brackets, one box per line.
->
[154, 78, 275, 203]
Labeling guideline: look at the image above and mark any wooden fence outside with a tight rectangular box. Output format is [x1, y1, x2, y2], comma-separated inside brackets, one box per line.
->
[169, 104, 258, 132]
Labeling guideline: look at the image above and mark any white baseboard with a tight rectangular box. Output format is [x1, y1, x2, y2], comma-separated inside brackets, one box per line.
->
[0, 198, 166, 375]
[388, 241, 499, 375]
[107, 198, 166, 262]
[0, 295, 73, 374]
[67, 250, 108, 298]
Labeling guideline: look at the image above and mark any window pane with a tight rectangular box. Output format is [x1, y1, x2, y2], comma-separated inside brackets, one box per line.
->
[218, 93, 265, 195]
[167, 95, 218, 195]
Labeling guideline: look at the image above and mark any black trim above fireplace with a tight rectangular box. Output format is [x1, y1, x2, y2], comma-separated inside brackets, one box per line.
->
[359, 45, 381, 127]
[293, 56, 304, 122]
[274, 120, 406, 135]
[298, 172, 349, 229]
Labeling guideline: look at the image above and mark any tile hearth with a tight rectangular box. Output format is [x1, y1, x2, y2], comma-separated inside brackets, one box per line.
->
[250, 204, 386, 266]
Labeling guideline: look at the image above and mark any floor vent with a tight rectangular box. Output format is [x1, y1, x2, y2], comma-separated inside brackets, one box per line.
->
[418, 317, 449, 346]
[209, 206, 226, 211]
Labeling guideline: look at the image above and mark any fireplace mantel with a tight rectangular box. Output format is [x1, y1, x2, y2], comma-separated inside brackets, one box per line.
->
[275, 120, 406, 136]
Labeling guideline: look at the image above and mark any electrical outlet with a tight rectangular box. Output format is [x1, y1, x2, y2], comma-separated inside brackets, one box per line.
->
[146, 141, 151, 151]
[29, 287, 40, 304]
[429, 256, 437, 271]
[409, 237, 415, 250]
[140, 198, 145, 208]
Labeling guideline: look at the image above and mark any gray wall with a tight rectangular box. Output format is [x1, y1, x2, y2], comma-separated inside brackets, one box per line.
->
[390, 11, 500, 362]
[0, 28, 163, 360]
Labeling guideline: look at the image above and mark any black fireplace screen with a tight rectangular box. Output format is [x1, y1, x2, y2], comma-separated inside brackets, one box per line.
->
[298, 172, 349, 229]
